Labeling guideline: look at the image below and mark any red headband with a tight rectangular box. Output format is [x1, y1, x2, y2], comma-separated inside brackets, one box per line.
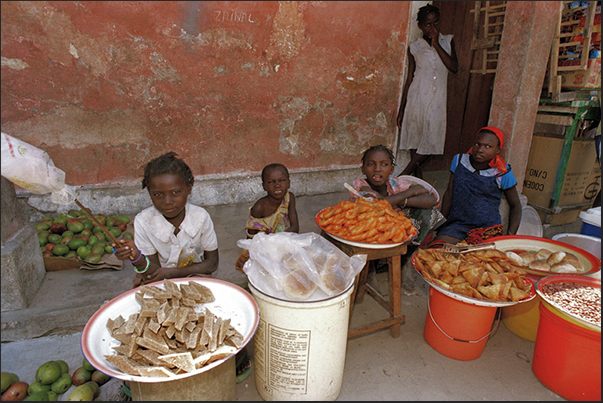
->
[468, 126, 508, 173]
[479, 126, 504, 148]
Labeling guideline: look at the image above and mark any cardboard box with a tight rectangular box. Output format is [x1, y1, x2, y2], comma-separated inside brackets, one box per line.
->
[559, 58, 601, 89]
[523, 134, 600, 225]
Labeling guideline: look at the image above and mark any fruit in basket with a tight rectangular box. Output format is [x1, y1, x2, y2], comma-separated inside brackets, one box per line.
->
[105, 216, 117, 227]
[59, 236, 74, 247]
[76, 246, 91, 260]
[51, 244, 69, 257]
[49, 222, 66, 235]
[108, 226, 122, 239]
[38, 234, 48, 247]
[61, 230, 74, 239]
[67, 219, 84, 234]
[35, 222, 51, 232]
[47, 233, 62, 244]
[84, 253, 102, 264]
[68, 238, 87, 251]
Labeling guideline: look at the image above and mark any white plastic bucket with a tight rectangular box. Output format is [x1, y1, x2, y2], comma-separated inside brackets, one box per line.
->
[249, 281, 353, 401]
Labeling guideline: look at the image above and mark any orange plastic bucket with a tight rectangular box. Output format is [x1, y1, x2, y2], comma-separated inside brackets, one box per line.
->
[424, 287, 498, 361]
[532, 275, 601, 401]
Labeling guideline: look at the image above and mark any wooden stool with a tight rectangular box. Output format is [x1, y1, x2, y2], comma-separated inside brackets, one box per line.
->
[321, 231, 407, 339]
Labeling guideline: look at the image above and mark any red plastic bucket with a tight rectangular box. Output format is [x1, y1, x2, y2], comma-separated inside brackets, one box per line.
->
[424, 287, 498, 361]
[532, 275, 601, 401]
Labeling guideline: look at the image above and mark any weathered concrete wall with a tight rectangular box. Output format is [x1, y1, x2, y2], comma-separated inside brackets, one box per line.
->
[1, 1, 411, 211]
[1, 177, 45, 311]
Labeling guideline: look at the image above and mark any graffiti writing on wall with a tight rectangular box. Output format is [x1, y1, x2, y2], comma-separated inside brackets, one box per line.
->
[214, 10, 255, 23]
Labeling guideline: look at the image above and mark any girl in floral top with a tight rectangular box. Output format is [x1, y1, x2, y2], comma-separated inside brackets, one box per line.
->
[350, 145, 443, 245]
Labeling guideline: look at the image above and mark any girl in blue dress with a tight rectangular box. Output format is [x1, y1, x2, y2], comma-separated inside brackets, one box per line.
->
[426, 127, 522, 247]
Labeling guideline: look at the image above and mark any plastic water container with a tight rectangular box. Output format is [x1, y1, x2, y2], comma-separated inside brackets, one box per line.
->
[579, 206, 601, 238]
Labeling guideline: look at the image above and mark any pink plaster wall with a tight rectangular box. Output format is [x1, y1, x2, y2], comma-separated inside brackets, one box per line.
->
[489, 1, 560, 189]
[1, 1, 410, 187]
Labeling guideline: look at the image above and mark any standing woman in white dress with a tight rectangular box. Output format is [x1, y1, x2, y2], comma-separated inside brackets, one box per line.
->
[396, 4, 458, 178]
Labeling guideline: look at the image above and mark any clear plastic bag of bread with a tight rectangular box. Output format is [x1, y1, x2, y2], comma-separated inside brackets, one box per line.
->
[237, 232, 366, 301]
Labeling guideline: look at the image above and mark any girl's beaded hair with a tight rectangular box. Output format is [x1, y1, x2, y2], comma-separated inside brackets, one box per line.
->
[142, 151, 194, 189]
[361, 145, 396, 166]
[417, 4, 440, 23]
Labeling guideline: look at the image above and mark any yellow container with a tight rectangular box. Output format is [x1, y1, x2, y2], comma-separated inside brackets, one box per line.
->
[502, 295, 541, 342]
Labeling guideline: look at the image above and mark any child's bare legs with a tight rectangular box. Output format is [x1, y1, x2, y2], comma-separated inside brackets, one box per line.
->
[401, 150, 430, 178]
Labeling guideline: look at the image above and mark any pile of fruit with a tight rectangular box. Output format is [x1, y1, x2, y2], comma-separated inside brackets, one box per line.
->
[34, 210, 132, 264]
[1, 358, 112, 401]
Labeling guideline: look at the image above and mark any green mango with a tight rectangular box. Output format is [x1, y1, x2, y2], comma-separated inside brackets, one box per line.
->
[61, 231, 75, 239]
[1, 372, 17, 393]
[36, 360, 62, 385]
[118, 215, 131, 224]
[51, 244, 70, 257]
[82, 381, 100, 399]
[50, 372, 72, 394]
[108, 226, 121, 239]
[24, 391, 49, 401]
[66, 384, 94, 401]
[68, 238, 87, 251]
[55, 360, 69, 374]
[28, 381, 51, 396]
[47, 234, 62, 245]
[84, 253, 102, 264]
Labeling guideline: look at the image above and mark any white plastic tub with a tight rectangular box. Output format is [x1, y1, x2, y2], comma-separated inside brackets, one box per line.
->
[249, 281, 353, 401]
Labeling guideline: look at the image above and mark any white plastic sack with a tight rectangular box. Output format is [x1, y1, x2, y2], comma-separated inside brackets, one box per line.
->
[238, 232, 367, 301]
[1, 132, 76, 204]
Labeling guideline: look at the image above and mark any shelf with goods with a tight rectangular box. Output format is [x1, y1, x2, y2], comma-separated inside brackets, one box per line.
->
[547, 1, 601, 98]
[523, 91, 601, 225]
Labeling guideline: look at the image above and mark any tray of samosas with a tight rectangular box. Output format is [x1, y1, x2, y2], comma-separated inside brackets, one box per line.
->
[316, 198, 417, 249]
[412, 247, 536, 307]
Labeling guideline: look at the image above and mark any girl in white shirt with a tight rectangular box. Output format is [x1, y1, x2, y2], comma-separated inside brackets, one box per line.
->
[113, 151, 219, 288]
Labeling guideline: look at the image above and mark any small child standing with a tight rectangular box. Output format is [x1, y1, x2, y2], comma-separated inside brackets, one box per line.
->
[349, 145, 443, 246]
[112, 151, 219, 287]
[236, 163, 300, 272]
[396, 4, 458, 178]
[427, 127, 522, 246]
